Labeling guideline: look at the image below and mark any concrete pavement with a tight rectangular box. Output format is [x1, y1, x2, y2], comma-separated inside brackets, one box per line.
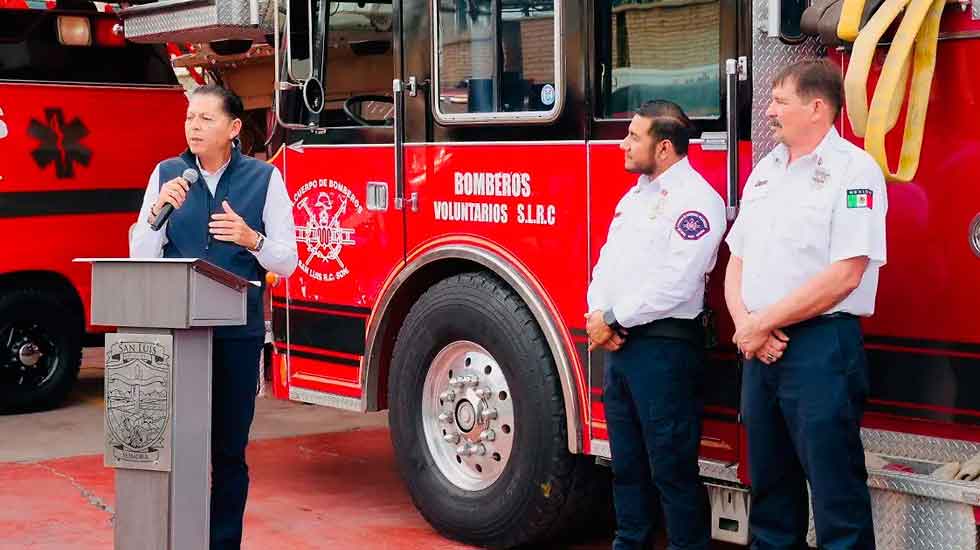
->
[0, 348, 739, 549]
[0, 349, 610, 549]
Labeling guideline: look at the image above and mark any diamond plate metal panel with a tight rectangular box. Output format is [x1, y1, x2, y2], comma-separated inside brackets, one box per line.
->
[751, 0, 822, 163]
[867, 469, 980, 507]
[869, 490, 977, 550]
[122, 0, 274, 44]
[699, 458, 740, 483]
[803, 485, 977, 549]
[862, 428, 980, 464]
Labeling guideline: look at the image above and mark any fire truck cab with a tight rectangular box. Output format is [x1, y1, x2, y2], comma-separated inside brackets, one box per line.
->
[119, 0, 980, 548]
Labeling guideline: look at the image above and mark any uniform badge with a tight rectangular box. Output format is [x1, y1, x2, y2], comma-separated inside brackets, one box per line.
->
[753, 179, 768, 188]
[846, 188, 874, 209]
[811, 166, 830, 189]
[675, 210, 710, 240]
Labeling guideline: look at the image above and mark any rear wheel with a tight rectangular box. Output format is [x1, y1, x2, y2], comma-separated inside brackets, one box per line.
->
[388, 272, 603, 548]
[0, 290, 82, 413]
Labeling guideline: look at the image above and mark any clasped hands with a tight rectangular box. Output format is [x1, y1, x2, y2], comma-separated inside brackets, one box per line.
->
[733, 313, 789, 365]
[585, 309, 790, 364]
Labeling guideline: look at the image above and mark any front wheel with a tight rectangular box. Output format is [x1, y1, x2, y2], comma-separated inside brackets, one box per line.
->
[0, 290, 82, 413]
[388, 272, 601, 549]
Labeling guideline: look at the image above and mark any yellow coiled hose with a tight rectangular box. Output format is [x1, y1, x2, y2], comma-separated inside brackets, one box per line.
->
[840, 0, 947, 182]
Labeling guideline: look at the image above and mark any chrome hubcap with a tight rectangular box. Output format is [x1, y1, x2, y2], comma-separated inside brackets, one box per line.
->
[422, 341, 515, 491]
[2, 322, 57, 389]
[18, 343, 42, 367]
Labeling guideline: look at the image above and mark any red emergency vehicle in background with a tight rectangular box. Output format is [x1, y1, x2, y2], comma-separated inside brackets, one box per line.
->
[0, 1, 187, 412]
[114, 0, 980, 547]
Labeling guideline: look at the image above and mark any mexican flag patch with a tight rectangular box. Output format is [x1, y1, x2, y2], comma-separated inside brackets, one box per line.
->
[846, 189, 874, 209]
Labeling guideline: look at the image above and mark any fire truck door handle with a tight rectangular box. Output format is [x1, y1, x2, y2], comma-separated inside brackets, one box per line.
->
[393, 78, 406, 208]
[395, 193, 419, 212]
[724, 58, 743, 221]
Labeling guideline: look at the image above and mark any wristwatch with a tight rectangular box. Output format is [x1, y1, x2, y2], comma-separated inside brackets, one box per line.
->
[250, 232, 266, 252]
[602, 309, 621, 332]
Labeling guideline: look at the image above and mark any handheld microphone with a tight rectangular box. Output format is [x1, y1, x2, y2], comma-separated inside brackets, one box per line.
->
[150, 168, 199, 231]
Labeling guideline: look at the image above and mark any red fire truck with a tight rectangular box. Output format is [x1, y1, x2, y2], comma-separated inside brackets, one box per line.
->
[0, 0, 187, 412]
[119, 0, 980, 547]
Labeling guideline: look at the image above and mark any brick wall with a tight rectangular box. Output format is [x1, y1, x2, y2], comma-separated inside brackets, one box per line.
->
[516, 17, 554, 83]
[440, 16, 555, 89]
[615, 1, 719, 70]
[440, 35, 494, 89]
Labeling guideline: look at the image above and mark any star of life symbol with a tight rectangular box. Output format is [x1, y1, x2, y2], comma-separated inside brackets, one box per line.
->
[104, 339, 171, 464]
[293, 178, 364, 282]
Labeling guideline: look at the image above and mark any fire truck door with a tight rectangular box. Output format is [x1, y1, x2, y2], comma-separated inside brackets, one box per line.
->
[586, 0, 749, 463]
[274, 0, 403, 410]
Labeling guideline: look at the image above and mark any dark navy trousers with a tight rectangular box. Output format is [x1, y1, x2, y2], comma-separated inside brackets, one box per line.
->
[209, 335, 263, 550]
[742, 316, 875, 550]
[604, 335, 710, 550]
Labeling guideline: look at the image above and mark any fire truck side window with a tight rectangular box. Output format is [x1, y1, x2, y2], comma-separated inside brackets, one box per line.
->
[0, 11, 177, 86]
[434, 0, 559, 119]
[319, 1, 395, 127]
[597, 0, 721, 120]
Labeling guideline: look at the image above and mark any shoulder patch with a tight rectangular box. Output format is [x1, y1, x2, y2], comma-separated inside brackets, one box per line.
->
[846, 188, 873, 209]
[675, 210, 711, 240]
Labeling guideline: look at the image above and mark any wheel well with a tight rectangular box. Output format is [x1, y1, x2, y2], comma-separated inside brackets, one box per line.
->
[372, 258, 483, 411]
[0, 271, 85, 330]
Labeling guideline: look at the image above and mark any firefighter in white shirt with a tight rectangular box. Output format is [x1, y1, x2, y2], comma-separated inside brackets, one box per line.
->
[587, 100, 725, 550]
[725, 60, 887, 550]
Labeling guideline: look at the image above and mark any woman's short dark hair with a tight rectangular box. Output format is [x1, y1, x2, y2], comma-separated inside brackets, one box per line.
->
[635, 100, 695, 156]
[773, 60, 844, 120]
[190, 84, 244, 120]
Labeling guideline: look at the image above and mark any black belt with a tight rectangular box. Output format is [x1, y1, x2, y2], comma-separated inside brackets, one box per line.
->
[822, 312, 858, 320]
[787, 311, 859, 332]
[628, 316, 704, 346]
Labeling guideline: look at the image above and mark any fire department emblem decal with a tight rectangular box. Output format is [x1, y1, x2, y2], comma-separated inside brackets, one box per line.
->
[294, 178, 364, 282]
[675, 210, 710, 241]
[104, 335, 172, 468]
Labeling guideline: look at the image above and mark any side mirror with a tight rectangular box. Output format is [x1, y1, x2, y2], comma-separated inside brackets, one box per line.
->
[275, 0, 327, 129]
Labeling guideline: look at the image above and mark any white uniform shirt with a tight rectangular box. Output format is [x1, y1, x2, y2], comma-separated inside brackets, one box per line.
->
[726, 127, 887, 316]
[130, 156, 299, 277]
[587, 157, 727, 328]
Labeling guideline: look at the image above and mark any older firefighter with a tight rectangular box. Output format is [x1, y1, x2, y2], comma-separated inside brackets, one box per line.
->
[586, 100, 725, 550]
[130, 85, 298, 549]
[725, 60, 887, 549]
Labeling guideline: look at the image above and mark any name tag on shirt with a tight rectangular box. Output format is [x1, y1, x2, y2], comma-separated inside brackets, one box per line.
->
[811, 167, 831, 190]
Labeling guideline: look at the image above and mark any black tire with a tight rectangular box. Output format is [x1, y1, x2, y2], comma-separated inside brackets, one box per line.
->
[0, 289, 83, 414]
[388, 272, 603, 549]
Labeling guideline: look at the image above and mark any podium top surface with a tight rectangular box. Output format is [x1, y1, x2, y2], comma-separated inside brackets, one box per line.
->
[79, 258, 256, 328]
[75, 258, 256, 291]
[75, 257, 201, 264]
